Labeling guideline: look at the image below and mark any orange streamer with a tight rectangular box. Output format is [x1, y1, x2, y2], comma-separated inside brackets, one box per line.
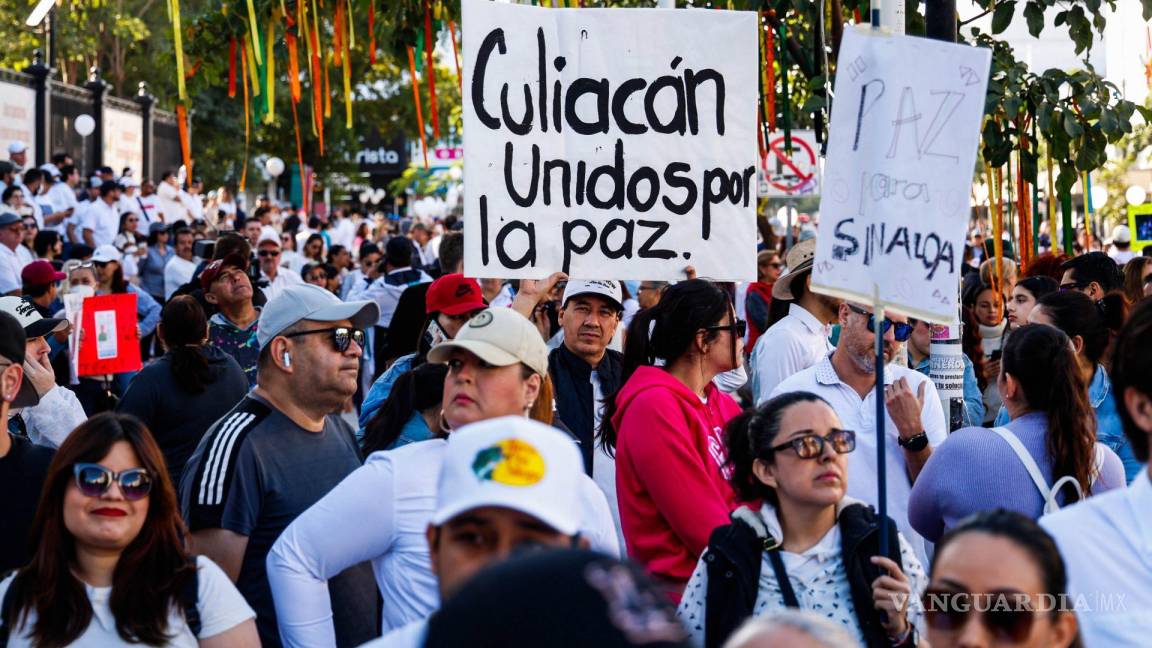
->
[228, 38, 237, 98]
[287, 32, 302, 103]
[368, 0, 376, 66]
[333, 1, 344, 67]
[764, 14, 777, 132]
[408, 46, 429, 169]
[176, 104, 193, 186]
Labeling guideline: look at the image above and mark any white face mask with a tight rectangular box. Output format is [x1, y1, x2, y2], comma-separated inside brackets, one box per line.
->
[69, 285, 95, 299]
[712, 365, 748, 393]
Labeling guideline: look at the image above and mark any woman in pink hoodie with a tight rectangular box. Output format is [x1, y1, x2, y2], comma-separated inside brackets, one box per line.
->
[602, 279, 745, 598]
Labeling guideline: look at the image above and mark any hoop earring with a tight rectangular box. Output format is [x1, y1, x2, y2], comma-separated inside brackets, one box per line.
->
[439, 410, 454, 434]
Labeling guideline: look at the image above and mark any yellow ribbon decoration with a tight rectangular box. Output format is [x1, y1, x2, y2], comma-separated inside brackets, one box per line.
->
[265, 10, 276, 125]
[171, 0, 187, 101]
[346, 0, 354, 49]
[239, 39, 251, 192]
[245, 29, 261, 97]
[246, 0, 262, 64]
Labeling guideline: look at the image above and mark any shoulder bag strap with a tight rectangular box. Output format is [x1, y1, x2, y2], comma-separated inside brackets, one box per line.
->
[989, 426, 1067, 514]
[180, 559, 201, 637]
[765, 549, 800, 608]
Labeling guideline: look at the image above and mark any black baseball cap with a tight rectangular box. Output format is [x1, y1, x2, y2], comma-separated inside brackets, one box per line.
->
[423, 550, 691, 648]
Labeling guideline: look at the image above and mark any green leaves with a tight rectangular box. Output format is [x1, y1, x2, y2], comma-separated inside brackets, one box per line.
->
[992, 0, 1017, 34]
[1023, 2, 1045, 37]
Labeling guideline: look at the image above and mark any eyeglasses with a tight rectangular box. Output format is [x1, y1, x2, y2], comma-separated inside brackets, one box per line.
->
[769, 429, 856, 459]
[847, 304, 913, 342]
[73, 463, 153, 501]
[284, 326, 365, 353]
[704, 319, 747, 338]
[1059, 282, 1088, 292]
[305, 272, 327, 282]
[923, 587, 1037, 642]
[762, 262, 784, 269]
[258, 250, 281, 257]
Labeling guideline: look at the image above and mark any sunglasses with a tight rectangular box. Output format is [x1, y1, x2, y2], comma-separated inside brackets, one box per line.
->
[847, 304, 913, 342]
[923, 588, 1037, 642]
[258, 249, 281, 257]
[73, 463, 153, 501]
[704, 319, 748, 338]
[770, 429, 856, 459]
[305, 273, 328, 282]
[1059, 282, 1088, 292]
[284, 326, 366, 353]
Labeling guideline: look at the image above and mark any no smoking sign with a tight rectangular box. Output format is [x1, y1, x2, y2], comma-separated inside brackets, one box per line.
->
[759, 129, 822, 198]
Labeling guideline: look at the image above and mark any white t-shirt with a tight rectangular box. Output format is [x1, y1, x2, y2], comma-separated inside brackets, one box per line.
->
[164, 255, 198, 299]
[266, 437, 619, 648]
[83, 199, 120, 247]
[0, 244, 22, 294]
[0, 556, 254, 647]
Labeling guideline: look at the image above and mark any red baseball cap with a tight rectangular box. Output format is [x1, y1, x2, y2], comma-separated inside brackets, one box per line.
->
[426, 274, 487, 316]
[200, 253, 248, 290]
[20, 260, 66, 286]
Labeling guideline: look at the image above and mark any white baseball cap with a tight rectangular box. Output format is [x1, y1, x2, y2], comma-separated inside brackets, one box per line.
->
[1111, 225, 1132, 244]
[427, 307, 549, 376]
[7, 141, 27, 154]
[257, 229, 281, 248]
[256, 283, 379, 348]
[431, 416, 584, 536]
[90, 244, 122, 264]
[39, 163, 61, 178]
[561, 280, 623, 311]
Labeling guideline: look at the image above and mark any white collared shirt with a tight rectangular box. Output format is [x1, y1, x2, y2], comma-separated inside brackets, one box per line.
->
[769, 355, 947, 568]
[261, 267, 304, 302]
[0, 244, 21, 294]
[82, 198, 120, 247]
[750, 303, 834, 404]
[1041, 470, 1152, 646]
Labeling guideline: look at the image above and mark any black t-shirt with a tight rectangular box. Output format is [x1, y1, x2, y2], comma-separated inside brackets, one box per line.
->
[178, 394, 374, 648]
[0, 434, 55, 572]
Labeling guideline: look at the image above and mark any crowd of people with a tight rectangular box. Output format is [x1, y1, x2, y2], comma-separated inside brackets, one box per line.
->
[1, 143, 1151, 648]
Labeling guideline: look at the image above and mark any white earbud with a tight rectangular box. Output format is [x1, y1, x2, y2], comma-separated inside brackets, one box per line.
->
[282, 352, 291, 368]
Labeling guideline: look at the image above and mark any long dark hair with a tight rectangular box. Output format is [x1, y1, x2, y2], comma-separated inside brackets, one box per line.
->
[161, 296, 211, 393]
[961, 306, 987, 392]
[931, 509, 1073, 626]
[1015, 276, 1059, 303]
[1122, 257, 1152, 305]
[3, 414, 194, 647]
[107, 262, 129, 294]
[1110, 299, 1152, 463]
[361, 362, 449, 455]
[1001, 324, 1096, 503]
[1035, 290, 1124, 365]
[600, 279, 733, 453]
[724, 391, 832, 507]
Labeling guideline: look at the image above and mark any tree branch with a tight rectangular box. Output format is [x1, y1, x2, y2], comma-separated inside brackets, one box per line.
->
[959, 8, 993, 27]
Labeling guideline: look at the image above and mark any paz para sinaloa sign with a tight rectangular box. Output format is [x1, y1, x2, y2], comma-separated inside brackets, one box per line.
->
[811, 28, 991, 323]
[462, 0, 758, 281]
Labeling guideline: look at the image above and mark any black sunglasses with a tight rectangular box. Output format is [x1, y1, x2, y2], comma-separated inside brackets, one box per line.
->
[257, 249, 281, 257]
[1059, 281, 1089, 292]
[923, 588, 1037, 642]
[73, 463, 153, 501]
[847, 304, 913, 342]
[704, 319, 747, 338]
[284, 326, 365, 353]
[770, 429, 856, 459]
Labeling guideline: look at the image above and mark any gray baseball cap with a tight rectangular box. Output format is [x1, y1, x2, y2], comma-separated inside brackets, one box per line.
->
[256, 284, 379, 348]
[0, 209, 21, 227]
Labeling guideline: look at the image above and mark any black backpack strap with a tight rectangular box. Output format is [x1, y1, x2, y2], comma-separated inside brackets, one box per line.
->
[765, 548, 800, 608]
[179, 559, 201, 637]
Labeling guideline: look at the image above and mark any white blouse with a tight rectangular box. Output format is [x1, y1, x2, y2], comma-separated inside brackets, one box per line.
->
[677, 503, 926, 647]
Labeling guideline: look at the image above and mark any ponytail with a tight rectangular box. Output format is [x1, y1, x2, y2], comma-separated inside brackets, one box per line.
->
[1001, 324, 1096, 502]
[160, 297, 211, 394]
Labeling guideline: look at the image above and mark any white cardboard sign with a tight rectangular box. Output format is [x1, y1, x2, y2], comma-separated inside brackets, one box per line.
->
[811, 28, 990, 323]
[462, 0, 758, 281]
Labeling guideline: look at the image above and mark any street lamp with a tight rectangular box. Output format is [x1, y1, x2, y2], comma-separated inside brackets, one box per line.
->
[265, 156, 285, 202]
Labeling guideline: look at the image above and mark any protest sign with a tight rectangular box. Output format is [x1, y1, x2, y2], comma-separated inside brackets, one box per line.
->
[77, 293, 142, 377]
[810, 27, 990, 323]
[462, 0, 758, 281]
[762, 130, 821, 197]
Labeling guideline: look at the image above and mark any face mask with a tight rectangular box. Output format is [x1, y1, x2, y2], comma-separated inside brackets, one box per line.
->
[712, 365, 748, 393]
[69, 285, 95, 299]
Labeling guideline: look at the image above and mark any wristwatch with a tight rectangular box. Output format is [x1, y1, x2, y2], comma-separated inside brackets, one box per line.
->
[898, 432, 929, 452]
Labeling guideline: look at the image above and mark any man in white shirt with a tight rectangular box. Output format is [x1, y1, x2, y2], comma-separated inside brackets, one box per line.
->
[750, 238, 841, 403]
[0, 211, 25, 295]
[328, 209, 356, 251]
[1107, 225, 1136, 265]
[410, 222, 436, 269]
[82, 181, 122, 248]
[256, 230, 302, 301]
[136, 178, 160, 224]
[163, 227, 198, 298]
[770, 302, 946, 567]
[156, 171, 190, 223]
[1041, 301, 1152, 647]
[183, 178, 205, 222]
[356, 417, 592, 648]
[45, 164, 79, 235]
